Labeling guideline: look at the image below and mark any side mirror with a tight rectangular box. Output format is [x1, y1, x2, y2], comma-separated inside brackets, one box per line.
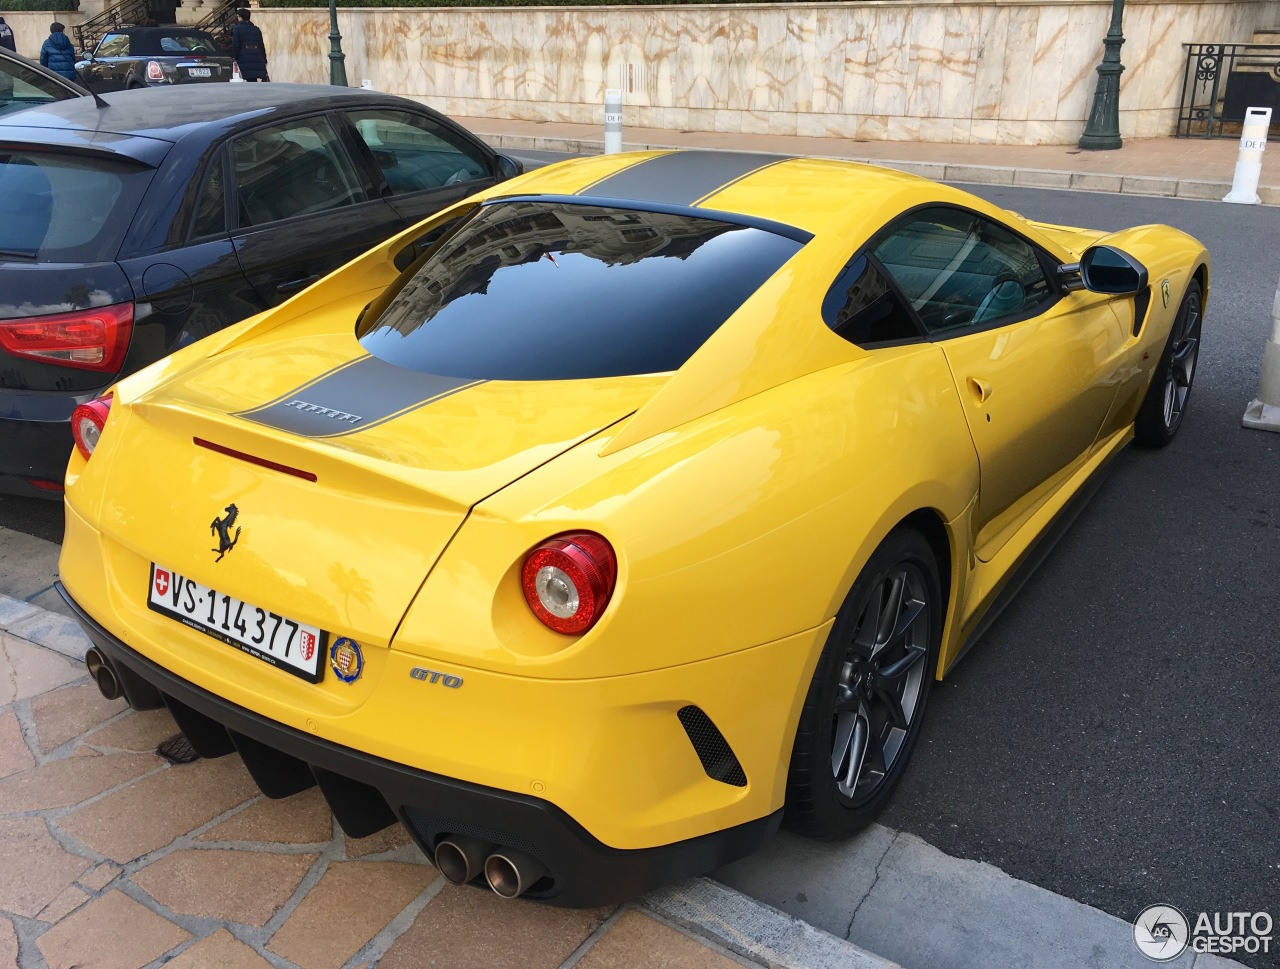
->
[495, 153, 524, 180]
[1060, 245, 1149, 296]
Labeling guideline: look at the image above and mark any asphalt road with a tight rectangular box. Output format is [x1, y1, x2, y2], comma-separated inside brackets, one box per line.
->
[2, 179, 1277, 965]
[885, 185, 1280, 967]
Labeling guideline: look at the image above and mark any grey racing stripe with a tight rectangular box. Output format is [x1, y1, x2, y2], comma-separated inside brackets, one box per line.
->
[578, 152, 791, 208]
[236, 356, 482, 438]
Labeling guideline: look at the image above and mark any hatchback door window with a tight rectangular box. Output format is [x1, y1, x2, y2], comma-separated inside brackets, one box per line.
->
[873, 207, 1055, 334]
[343, 109, 491, 195]
[231, 117, 368, 227]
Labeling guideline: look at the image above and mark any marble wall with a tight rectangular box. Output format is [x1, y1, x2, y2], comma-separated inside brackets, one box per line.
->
[2, 12, 87, 59]
[15, 0, 1278, 142]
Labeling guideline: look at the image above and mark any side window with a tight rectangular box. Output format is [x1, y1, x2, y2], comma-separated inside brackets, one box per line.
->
[96, 33, 130, 57]
[873, 207, 1055, 334]
[231, 117, 368, 227]
[190, 154, 226, 238]
[343, 109, 491, 195]
[822, 254, 919, 347]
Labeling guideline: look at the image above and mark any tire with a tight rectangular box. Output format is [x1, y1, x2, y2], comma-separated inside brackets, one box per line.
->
[1134, 279, 1202, 448]
[784, 528, 942, 840]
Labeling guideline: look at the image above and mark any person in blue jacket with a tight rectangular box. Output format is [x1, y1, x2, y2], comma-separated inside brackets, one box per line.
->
[39, 23, 78, 82]
[231, 9, 269, 82]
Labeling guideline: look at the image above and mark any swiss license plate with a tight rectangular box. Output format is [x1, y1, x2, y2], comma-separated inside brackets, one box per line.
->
[188, 66, 211, 77]
[147, 563, 326, 682]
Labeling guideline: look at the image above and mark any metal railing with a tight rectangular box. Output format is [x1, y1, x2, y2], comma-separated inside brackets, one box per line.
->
[1178, 42, 1280, 137]
[73, 0, 149, 54]
[193, 0, 239, 53]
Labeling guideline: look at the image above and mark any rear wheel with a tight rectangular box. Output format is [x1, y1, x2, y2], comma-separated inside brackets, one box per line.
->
[784, 529, 941, 839]
[1134, 279, 1202, 447]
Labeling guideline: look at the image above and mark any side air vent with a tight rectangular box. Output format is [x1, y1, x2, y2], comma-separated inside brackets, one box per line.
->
[1132, 287, 1152, 337]
[676, 705, 747, 787]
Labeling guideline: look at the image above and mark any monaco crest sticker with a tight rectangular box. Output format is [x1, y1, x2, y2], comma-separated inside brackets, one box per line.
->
[329, 638, 364, 684]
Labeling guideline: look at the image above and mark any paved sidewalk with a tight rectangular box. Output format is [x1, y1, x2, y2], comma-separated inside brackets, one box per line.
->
[460, 116, 1280, 204]
[0, 603, 892, 969]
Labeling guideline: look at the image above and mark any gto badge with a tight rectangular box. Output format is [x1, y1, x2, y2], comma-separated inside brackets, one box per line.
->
[1161, 279, 1171, 308]
[210, 504, 241, 562]
[410, 667, 464, 689]
[330, 637, 364, 684]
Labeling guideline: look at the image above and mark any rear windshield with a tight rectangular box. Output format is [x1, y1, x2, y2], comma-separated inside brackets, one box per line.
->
[0, 151, 154, 262]
[357, 200, 804, 380]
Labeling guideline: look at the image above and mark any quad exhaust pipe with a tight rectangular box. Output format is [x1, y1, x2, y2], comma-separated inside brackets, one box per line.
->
[434, 836, 493, 886]
[433, 836, 547, 899]
[84, 647, 122, 701]
[483, 848, 546, 899]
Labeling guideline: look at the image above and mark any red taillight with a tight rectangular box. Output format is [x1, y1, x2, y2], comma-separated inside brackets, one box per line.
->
[146, 60, 164, 81]
[0, 302, 133, 372]
[71, 395, 112, 461]
[520, 532, 617, 635]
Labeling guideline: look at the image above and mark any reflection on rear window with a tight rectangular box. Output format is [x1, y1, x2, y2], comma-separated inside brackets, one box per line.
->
[357, 200, 804, 380]
[0, 152, 154, 262]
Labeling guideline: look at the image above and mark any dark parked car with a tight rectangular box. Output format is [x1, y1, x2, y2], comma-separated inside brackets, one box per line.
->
[0, 84, 523, 496]
[76, 26, 233, 91]
[0, 46, 85, 117]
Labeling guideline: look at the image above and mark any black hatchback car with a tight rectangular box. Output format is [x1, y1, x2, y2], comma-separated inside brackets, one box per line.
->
[77, 26, 233, 91]
[0, 84, 523, 496]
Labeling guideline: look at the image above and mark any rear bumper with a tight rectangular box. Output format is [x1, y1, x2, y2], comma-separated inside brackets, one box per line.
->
[57, 582, 783, 907]
[0, 410, 75, 496]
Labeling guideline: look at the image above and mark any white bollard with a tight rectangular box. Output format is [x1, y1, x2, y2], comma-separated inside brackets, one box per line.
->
[604, 89, 623, 154]
[1223, 106, 1271, 205]
[361, 79, 374, 90]
[1243, 272, 1280, 431]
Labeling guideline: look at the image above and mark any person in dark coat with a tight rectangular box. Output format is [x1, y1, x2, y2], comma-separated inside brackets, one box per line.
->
[231, 9, 269, 82]
[39, 22, 78, 82]
[0, 17, 18, 53]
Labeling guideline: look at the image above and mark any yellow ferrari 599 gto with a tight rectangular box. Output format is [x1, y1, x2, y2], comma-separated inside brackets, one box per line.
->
[57, 151, 1208, 906]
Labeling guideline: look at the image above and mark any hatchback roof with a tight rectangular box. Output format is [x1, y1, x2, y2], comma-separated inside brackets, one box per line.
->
[102, 25, 218, 37]
[0, 84, 423, 148]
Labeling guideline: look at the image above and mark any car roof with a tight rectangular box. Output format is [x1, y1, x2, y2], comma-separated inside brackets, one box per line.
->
[0, 84, 443, 161]
[494, 150, 1067, 256]
[102, 25, 217, 36]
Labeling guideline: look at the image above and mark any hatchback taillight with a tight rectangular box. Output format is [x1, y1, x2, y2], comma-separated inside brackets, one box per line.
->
[520, 532, 617, 635]
[71, 395, 112, 461]
[146, 60, 164, 81]
[0, 302, 133, 372]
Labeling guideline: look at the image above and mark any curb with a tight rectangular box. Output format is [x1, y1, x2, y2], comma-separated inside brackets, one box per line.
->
[480, 130, 1278, 205]
[0, 594, 898, 969]
[643, 878, 901, 969]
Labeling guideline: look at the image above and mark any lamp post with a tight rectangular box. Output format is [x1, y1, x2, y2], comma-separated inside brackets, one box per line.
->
[327, 0, 348, 86]
[1079, 0, 1125, 149]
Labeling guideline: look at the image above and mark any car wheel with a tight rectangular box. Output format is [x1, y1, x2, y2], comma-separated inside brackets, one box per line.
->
[1134, 279, 1202, 448]
[784, 528, 941, 840]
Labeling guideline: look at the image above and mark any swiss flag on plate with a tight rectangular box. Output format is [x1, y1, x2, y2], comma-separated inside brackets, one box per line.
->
[300, 630, 316, 662]
[155, 569, 170, 597]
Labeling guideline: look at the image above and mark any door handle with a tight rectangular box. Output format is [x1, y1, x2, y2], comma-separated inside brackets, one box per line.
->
[967, 377, 993, 404]
[276, 274, 322, 295]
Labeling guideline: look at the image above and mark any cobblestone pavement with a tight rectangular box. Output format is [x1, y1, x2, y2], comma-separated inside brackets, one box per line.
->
[0, 629, 835, 969]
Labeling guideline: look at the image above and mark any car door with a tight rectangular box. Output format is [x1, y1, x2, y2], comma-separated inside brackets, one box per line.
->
[335, 106, 500, 226]
[80, 33, 132, 92]
[872, 206, 1130, 560]
[228, 113, 404, 306]
[118, 148, 270, 361]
